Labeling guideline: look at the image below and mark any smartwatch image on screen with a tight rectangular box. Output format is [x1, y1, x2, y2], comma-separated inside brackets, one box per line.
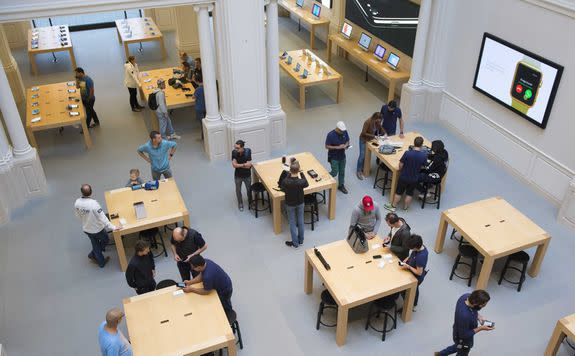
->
[510, 56, 543, 114]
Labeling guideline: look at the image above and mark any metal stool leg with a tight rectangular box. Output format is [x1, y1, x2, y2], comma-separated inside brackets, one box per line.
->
[316, 302, 324, 330]
[469, 256, 478, 287]
[498, 257, 511, 285]
[518, 260, 528, 292]
[449, 254, 461, 280]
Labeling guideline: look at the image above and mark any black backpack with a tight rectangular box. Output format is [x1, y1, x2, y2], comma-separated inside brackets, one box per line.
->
[148, 92, 159, 110]
[277, 170, 289, 189]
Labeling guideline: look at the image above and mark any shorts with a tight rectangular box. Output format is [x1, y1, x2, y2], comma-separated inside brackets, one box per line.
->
[396, 179, 418, 196]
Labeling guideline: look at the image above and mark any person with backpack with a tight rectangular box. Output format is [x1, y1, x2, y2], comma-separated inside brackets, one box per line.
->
[149, 79, 180, 140]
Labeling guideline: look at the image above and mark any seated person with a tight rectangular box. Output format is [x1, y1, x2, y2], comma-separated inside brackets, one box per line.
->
[183, 255, 234, 312]
[350, 195, 381, 239]
[182, 61, 193, 82]
[383, 212, 411, 260]
[180, 51, 194, 67]
[190, 58, 202, 88]
[125, 168, 144, 187]
[418, 140, 449, 190]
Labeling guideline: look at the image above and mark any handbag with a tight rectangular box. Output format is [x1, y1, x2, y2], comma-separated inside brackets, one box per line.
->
[347, 224, 369, 254]
[378, 144, 396, 155]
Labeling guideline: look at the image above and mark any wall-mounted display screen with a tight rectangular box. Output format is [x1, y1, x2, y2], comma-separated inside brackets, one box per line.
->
[374, 44, 386, 60]
[311, 3, 321, 17]
[358, 32, 372, 50]
[473, 33, 564, 129]
[341, 22, 353, 39]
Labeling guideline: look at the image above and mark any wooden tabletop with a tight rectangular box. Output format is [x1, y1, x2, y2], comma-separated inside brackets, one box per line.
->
[253, 152, 337, 200]
[28, 25, 72, 53]
[280, 49, 341, 86]
[367, 132, 431, 172]
[123, 285, 235, 356]
[561, 314, 575, 336]
[26, 81, 84, 131]
[139, 67, 196, 110]
[278, 0, 330, 25]
[115, 17, 162, 43]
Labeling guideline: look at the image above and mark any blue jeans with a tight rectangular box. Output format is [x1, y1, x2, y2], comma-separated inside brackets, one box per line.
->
[329, 158, 346, 187]
[356, 138, 366, 173]
[286, 203, 304, 247]
[157, 111, 174, 138]
[86, 229, 109, 267]
[439, 338, 473, 356]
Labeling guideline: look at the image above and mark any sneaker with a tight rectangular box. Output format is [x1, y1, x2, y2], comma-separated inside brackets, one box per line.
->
[356, 172, 364, 180]
[412, 306, 417, 312]
[238, 205, 244, 212]
[88, 254, 98, 264]
[403, 206, 409, 211]
[338, 185, 349, 194]
[99, 256, 110, 268]
[131, 108, 141, 112]
[170, 133, 181, 140]
[285, 241, 298, 248]
[384, 203, 396, 212]
[299, 240, 304, 245]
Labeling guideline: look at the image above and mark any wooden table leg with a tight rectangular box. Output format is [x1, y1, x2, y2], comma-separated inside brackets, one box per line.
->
[327, 38, 332, 62]
[328, 185, 336, 220]
[544, 320, 565, 356]
[387, 79, 396, 102]
[476, 255, 495, 290]
[304, 254, 313, 294]
[528, 237, 550, 278]
[310, 25, 315, 49]
[183, 213, 190, 227]
[124, 42, 130, 60]
[81, 120, 93, 149]
[26, 128, 38, 148]
[336, 78, 343, 104]
[68, 48, 77, 70]
[344, 51, 348, 60]
[434, 214, 448, 253]
[29, 52, 38, 75]
[362, 143, 372, 177]
[389, 169, 399, 203]
[335, 306, 349, 346]
[299, 85, 305, 110]
[114, 230, 128, 272]
[150, 110, 159, 132]
[226, 338, 237, 356]
[159, 37, 166, 58]
[272, 197, 282, 235]
[401, 283, 416, 322]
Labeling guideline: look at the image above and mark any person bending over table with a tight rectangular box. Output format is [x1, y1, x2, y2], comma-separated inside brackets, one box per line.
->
[137, 130, 177, 180]
[350, 195, 381, 239]
[184, 255, 234, 312]
[356, 112, 385, 180]
[380, 100, 404, 138]
[171, 226, 207, 281]
[383, 212, 411, 260]
[400, 234, 428, 310]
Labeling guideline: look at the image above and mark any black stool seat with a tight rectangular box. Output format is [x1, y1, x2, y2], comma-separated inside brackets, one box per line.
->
[498, 250, 530, 292]
[156, 279, 177, 289]
[304, 194, 320, 230]
[374, 294, 398, 309]
[250, 182, 271, 218]
[219, 309, 243, 355]
[459, 244, 478, 257]
[139, 228, 168, 258]
[365, 293, 399, 341]
[373, 163, 392, 196]
[316, 290, 337, 329]
[225, 309, 237, 324]
[251, 182, 266, 193]
[450, 244, 480, 287]
[321, 289, 336, 305]
[509, 251, 530, 262]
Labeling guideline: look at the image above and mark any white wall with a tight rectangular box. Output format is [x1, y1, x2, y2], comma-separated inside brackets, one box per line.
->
[439, 0, 575, 203]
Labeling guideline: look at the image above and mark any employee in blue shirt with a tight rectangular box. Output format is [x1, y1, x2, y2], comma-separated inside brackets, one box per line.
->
[184, 255, 234, 312]
[400, 234, 428, 311]
[137, 130, 177, 180]
[435, 290, 494, 356]
[193, 73, 206, 140]
[325, 121, 350, 194]
[75, 67, 100, 128]
[380, 100, 404, 137]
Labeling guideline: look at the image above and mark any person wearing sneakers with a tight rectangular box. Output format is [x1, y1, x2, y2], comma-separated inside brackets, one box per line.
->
[384, 136, 428, 212]
[380, 100, 404, 138]
[356, 112, 385, 180]
[325, 121, 350, 194]
[383, 212, 411, 260]
[281, 160, 309, 248]
[231, 140, 252, 211]
[349, 195, 382, 239]
[154, 78, 180, 140]
[435, 290, 494, 356]
[124, 55, 144, 112]
[74, 184, 120, 268]
[137, 130, 177, 180]
[399, 234, 428, 310]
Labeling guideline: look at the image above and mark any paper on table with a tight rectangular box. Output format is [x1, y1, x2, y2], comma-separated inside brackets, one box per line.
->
[173, 289, 184, 297]
[31, 117, 42, 123]
[378, 261, 385, 269]
[371, 244, 381, 249]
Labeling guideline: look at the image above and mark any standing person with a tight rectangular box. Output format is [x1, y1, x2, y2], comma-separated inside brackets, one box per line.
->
[193, 74, 206, 140]
[400, 234, 428, 310]
[153, 79, 180, 140]
[180, 51, 193, 67]
[137, 130, 177, 180]
[356, 112, 385, 180]
[124, 56, 144, 112]
[384, 136, 428, 212]
[435, 290, 494, 356]
[191, 57, 202, 87]
[383, 212, 411, 260]
[183, 255, 234, 312]
[231, 140, 252, 211]
[281, 160, 309, 248]
[325, 121, 350, 194]
[349, 195, 382, 239]
[74, 184, 120, 268]
[98, 308, 132, 356]
[170, 226, 207, 281]
[380, 100, 404, 137]
[75, 67, 99, 128]
[125, 240, 156, 295]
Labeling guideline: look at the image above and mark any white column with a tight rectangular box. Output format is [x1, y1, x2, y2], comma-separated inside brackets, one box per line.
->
[0, 64, 31, 156]
[194, 4, 220, 121]
[0, 112, 12, 166]
[408, 0, 433, 86]
[266, 0, 281, 113]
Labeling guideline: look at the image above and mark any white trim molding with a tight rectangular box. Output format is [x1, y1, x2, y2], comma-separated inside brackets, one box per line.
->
[522, 0, 575, 18]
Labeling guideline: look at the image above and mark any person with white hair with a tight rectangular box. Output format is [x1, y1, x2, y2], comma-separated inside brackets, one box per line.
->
[325, 121, 350, 194]
[98, 308, 132, 356]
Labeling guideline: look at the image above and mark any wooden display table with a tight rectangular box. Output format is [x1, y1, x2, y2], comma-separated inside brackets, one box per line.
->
[123, 285, 237, 356]
[25, 82, 92, 150]
[304, 237, 418, 346]
[362, 132, 431, 202]
[252, 152, 337, 235]
[139, 67, 196, 131]
[435, 197, 551, 290]
[28, 25, 77, 75]
[544, 313, 575, 356]
[278, 0, 330, 49]
[279, 49, 342, 109]
[327, 33, 410, 102]
[104, 178, 190, 271]
[115, 17, 166, 59]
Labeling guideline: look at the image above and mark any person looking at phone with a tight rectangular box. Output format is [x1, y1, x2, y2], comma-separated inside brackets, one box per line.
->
[356, 112, 385, 180]
[125, 240, 156, 295]
[383, 212, 411, 260]
[281, 160, 309, 249]
[325, 121, 350, 194]
[435, 290, 494, 356]
[399, 234, 428, 310]
[183, 255, 234, 312]
[350, 195, 381, 239]
[171, 226, 207, 281]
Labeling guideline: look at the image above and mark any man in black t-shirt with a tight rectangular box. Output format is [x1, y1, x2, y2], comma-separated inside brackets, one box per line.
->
[231, 140, 253, 211]
[170, 226, 207, 281]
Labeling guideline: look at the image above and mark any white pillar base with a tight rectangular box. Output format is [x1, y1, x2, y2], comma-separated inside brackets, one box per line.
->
[400, 82, 428, 122]
[268, 108, 286, 150]
[227, 117, 271, 162]
[202, 119, 228, 160]
[558, 178, 575, 231]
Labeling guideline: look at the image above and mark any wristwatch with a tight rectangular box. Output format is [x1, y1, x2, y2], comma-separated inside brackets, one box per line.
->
[510, 55, 543, 114]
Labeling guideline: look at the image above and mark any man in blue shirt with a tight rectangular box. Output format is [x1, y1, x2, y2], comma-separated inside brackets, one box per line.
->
[98, 308, 132, 356]
[184, 255, 234, 312]
[137, 130, 177, 180]
[435, 290, 494, 356]
[325, 121, 350, 194]
[380, 100, 404, 137]
[385, 136, 428, 212]
[400, 234, 428, 310]
[75, 67, 100, 128]
[193, 74, 206, 140]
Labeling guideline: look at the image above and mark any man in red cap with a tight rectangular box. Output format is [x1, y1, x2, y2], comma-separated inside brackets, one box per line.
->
[349, 195, 382, 239]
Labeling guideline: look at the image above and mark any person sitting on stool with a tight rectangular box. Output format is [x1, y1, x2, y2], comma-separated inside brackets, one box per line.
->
[399, 234, 428, 311]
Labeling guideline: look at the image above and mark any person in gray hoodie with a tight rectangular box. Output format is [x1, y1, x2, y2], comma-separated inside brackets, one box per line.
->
[383, 212, 411, 260]
[350, 196, 382, 239]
